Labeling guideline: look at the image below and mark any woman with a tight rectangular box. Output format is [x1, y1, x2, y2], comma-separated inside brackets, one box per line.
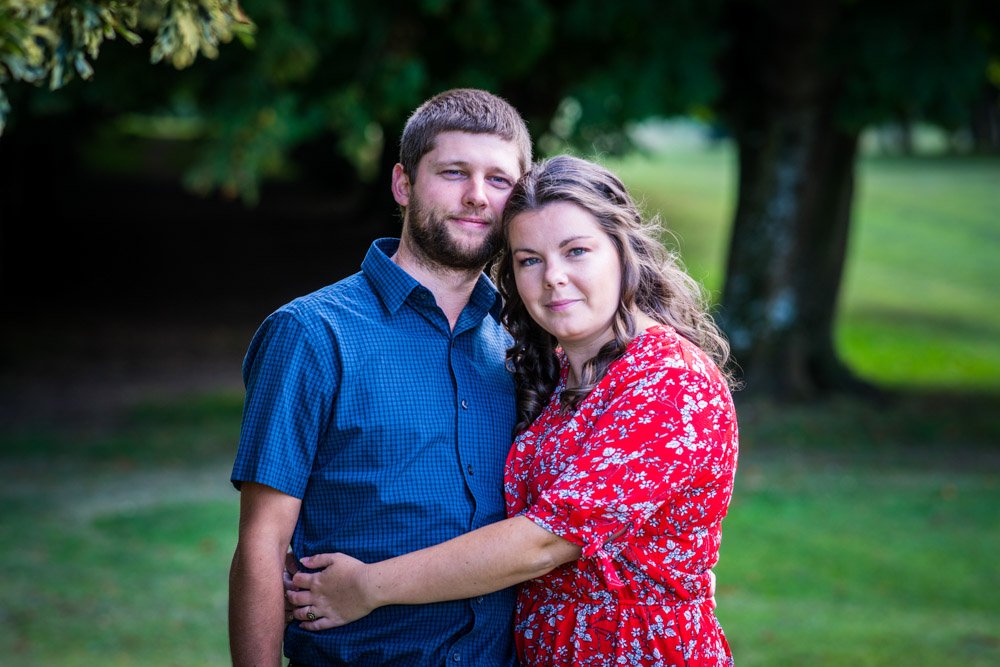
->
[289, 155, 739, 666]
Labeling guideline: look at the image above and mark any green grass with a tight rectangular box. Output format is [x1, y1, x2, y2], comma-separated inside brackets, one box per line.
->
[605, 148, 1000, 391]
[1, 392, 996, 665]
[716, 395, 1000, 666]
[0, 397, 244, 666]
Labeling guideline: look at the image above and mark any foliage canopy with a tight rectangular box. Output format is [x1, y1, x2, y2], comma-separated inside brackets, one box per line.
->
[0, 0, 253, 133]
[2, 1, 996, 203]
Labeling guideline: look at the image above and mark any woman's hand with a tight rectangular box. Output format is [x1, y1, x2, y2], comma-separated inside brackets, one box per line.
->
[286, 553, 376, 631]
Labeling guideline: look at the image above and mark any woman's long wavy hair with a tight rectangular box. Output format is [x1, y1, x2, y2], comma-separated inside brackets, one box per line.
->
[495, 155, 734, 433]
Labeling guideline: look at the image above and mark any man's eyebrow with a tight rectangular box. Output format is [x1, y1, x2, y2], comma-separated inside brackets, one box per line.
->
[429, 158, 469, 168]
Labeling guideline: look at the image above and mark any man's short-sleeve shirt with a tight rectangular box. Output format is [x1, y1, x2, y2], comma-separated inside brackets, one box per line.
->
[232, 238, 518, 666]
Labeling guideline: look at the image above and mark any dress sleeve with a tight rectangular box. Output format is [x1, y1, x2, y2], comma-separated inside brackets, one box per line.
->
[230, 309, 338, 498]
[523, 363, 735, 576]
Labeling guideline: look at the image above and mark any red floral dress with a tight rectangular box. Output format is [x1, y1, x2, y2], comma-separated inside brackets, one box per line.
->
[505, 325, 738, 666]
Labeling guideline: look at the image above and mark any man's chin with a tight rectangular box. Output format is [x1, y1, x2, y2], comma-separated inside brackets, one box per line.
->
[437, 240, 499, 270]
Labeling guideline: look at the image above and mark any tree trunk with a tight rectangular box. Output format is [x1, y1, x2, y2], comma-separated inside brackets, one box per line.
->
[721, 105, 872, 397]
[970, 84, 1000, 154]
[718, 0, 876, 398]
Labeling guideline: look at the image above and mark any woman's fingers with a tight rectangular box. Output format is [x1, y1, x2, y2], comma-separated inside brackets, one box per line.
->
[291, 605, 341, 632]
[299, 552, 338, 569]
[291, 570, 317, 590]
[292, 605, 317, 622]
[286, 587, 312, 607]
[299, 616, 338, 631]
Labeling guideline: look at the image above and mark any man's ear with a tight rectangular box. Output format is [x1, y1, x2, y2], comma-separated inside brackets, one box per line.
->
[391, 164, 411, 207]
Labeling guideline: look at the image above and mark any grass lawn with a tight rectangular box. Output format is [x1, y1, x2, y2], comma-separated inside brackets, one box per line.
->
[717, 394, 999, 666]
[608, 148, 1000, 392]
[2, 148, 997, 665]
[2, 392, 996, 665]
[0, 396, 244, 666]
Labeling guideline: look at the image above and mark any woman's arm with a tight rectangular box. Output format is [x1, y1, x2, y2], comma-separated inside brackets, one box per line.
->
[287, 515, 581, 630]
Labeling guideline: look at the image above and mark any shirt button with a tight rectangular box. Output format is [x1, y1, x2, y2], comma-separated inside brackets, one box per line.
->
[460, 399, 469, 409]
[476, 596, 484, 603]
[452, 654, 461, 662]
[467, 464, 474, 476]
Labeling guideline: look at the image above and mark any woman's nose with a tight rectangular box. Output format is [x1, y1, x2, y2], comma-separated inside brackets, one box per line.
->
[544, 263, 568, 288]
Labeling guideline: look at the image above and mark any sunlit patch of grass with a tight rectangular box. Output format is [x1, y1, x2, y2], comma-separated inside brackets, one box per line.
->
[605, 146, 736, 293]
[605, 148, 1000, 391]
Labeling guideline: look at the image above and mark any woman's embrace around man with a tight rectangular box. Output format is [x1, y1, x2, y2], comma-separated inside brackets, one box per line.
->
[288, 154, 739, 666]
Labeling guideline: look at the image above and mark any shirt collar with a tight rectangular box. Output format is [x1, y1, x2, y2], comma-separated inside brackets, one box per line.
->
[362, 238, 502, 322]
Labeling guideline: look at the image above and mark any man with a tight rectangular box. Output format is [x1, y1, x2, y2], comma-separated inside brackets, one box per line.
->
[228, 89, 532, 666]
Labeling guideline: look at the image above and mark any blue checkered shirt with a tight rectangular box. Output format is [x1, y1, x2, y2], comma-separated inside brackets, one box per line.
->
[232, 238, 518, 666]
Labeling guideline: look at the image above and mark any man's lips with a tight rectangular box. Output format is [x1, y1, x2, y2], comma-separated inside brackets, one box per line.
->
[451, 215, 490, 226]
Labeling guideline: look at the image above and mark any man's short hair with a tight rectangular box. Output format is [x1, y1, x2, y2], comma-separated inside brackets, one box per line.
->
[399, 88, 532, 180]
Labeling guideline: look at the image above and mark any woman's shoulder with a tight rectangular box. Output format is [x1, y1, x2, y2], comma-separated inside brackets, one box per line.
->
[614, 324, 726, 392]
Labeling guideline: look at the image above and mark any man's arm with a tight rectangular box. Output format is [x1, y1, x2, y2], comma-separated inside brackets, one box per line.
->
[229, 482, 301, 667]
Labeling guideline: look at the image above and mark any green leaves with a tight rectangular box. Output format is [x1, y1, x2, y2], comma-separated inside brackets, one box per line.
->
[147, 0, 254, 69]
[0, 0, 253, 134]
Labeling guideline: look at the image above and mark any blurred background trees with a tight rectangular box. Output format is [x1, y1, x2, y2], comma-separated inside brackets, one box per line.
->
[0, 1, 252, 132]
[3, 6, 997, 664]
[1, 0, 997, 398]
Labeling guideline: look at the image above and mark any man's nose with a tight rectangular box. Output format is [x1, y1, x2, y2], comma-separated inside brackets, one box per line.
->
[463, 177, 488, 209]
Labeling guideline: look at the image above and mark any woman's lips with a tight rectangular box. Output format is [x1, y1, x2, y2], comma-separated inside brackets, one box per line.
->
[545, 299, 579, 312]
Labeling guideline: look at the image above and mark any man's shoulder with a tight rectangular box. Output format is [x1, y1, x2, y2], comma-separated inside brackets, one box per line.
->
[273, 271, 375, 322]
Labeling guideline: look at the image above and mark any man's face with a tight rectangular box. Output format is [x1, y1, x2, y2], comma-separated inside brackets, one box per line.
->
[393, 131, 522, 270]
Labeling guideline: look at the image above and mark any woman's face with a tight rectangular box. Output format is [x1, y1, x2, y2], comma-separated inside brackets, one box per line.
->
[508, 201, 622, 359]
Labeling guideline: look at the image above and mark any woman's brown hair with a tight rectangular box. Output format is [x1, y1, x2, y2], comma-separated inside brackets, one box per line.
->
[495, 155, 734, 433]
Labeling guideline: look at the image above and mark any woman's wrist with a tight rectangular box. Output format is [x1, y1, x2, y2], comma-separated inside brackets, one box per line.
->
[358, 562, 386, 610]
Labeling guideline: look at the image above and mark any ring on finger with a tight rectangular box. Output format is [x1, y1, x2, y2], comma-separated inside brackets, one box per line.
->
[306, 610, 317, 621]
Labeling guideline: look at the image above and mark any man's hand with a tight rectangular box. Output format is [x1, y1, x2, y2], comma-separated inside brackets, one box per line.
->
[287, 553, 376, 631]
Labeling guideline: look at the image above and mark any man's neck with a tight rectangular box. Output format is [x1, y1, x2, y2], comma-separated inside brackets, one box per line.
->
[392, 239, 484, 330]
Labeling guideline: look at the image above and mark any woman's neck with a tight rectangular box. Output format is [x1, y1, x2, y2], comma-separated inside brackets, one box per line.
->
[562, 312, 659, 389]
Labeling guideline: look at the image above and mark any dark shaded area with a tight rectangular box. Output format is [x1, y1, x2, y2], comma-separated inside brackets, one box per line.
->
[2, 135, 383, 317]
[1, 134, 394, 429]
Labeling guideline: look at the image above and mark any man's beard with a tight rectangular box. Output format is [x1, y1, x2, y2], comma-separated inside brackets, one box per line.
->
[406, 193, 502, 271]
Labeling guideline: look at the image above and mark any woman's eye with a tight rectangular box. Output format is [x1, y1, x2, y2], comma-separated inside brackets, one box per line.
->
[517, 257, 540, 267]
[568, 247, 588, 257]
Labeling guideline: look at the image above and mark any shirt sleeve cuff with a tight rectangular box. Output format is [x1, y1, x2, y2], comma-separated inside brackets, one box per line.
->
[524, 495, 628, 588]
